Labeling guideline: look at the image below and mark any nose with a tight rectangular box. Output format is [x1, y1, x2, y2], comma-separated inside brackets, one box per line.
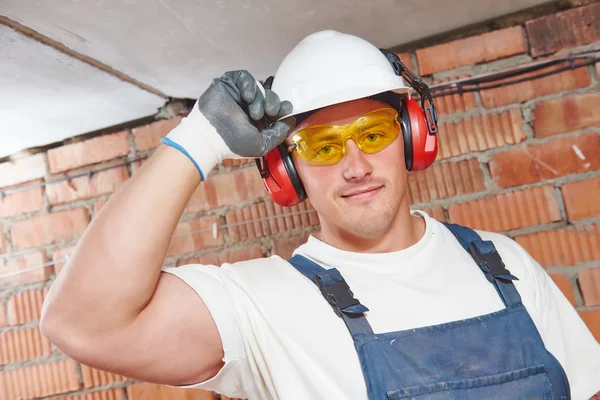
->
[342, 139, 373, 181]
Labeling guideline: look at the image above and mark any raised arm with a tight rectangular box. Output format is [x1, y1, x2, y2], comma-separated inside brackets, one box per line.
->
[40, 71, 293, 385]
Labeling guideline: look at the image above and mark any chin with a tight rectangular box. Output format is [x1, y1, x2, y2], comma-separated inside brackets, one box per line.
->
[342, 209, 395, 239]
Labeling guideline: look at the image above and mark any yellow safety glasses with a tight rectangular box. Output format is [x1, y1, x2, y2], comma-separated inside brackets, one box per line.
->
[288, 108, 400, 166]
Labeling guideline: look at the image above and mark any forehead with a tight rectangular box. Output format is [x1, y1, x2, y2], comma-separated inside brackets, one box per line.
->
[296, 98, 394, 130]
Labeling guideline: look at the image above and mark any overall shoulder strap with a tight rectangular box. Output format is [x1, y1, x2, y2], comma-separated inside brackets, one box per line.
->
[441, 222, 522, 308]
[288, 255, 374, 339]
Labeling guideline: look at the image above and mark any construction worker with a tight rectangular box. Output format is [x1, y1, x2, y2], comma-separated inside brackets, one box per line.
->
[40, 31, 599, 400]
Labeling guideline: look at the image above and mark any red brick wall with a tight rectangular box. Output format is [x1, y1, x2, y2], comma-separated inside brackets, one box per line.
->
[1, 4, 600, 399]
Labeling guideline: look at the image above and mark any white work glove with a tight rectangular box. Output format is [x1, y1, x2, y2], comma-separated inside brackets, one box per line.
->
[162, 70, 294, 180]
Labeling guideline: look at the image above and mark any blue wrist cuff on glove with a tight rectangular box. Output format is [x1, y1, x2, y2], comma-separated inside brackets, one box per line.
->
[160, 137, 206, 181]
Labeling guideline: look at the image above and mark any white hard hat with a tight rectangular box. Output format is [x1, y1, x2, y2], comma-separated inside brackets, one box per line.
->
[271, 30, 410, 119]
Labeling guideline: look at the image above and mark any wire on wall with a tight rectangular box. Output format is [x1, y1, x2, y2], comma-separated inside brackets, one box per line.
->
[430, 50, 600, 97]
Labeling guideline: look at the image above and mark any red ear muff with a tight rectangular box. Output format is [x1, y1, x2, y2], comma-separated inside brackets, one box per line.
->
[401, 98, 438, 171]
[256, 144, 306, 207]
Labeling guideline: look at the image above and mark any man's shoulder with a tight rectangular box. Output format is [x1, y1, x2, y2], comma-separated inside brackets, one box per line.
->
[172, 254, 289, 274]
[163, 255, 300, 299]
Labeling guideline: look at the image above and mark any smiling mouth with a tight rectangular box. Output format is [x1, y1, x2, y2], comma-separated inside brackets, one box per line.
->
[341, 186, 384, 200]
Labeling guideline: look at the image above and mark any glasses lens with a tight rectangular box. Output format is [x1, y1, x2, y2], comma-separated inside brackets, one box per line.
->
[356, 118, 399, 154]
[292, 108, 399, 165]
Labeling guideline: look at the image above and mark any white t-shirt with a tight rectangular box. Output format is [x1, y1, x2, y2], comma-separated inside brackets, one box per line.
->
[163, 210, 600, 400]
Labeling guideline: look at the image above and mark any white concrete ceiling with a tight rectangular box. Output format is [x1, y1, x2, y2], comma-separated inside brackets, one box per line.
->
[1, 0, 554, 159]
[0, 25, 165, 158]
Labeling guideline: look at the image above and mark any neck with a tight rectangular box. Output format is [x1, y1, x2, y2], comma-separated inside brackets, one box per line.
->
[316, 205, 426, 254]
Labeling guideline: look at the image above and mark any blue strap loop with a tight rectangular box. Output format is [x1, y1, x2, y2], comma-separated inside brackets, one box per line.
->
[288, 255, 373, 339]
[442, 222, 522, 308]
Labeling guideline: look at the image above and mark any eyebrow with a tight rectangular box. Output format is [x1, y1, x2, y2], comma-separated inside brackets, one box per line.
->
[313, 134, 340, 141]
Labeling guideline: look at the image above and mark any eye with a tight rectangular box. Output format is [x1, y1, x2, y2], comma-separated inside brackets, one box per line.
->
[366, 133, 382, 142]
[318, 145, 333, 155]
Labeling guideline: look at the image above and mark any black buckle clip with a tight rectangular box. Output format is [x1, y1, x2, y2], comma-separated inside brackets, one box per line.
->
[314, 276, 359, 318]
[425, 105, 438, 134]
[379, 49, 439, 135]
[254, 158, 269, 178]
[468, 243, 515, 284]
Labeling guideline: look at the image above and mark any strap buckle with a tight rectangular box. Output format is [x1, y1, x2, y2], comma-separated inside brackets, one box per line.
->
[467, 242, 518, 284]
[314, 274, 361, 318]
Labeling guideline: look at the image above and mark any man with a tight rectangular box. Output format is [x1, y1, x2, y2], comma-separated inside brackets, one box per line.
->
[40, 31, 599, 399]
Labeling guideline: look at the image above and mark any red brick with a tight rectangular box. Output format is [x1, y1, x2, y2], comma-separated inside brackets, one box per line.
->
[448, 185, 561, 232]
[46, 162, 129, 205]
[48, 131, 130, 173]
[415, 27, 526, 75]
[516, 225, 600, 269]
[579, 309, 600, 342]
[10, 208, 90, 250]
[0, 303, 6, 327]
[227, 200, 319, 243]
[526, 3, 600, 58]
[0, 180, 45, 218]
[407, 159, 485, 204]
[7, 288, 48, 325]
[167, 215, 225, 257]
[222, 158, 254, 168]
[562, 176, 600, 221]
[272, 231, 312, 260]
[0, 252, 53, 288]
[579, 267, 600, 307]
[0, 230, 6, 255]
[480, 65, 590, 108]
[490, 133, 600, 188]
[0, 153, 47, 189]
[0, 326, 52, 364]
[431, 76, 477, 116]
[80, 364, 128, 388]
[549, 274, 576, 306]
[419, 206, 446, 222]
[533, 91, 600, 138]
[53, 388, 126, 400]
[436, 109, 525, 160]
[133, 117, 182, 151]
[177, 243, 264, 266]
[52, 246, 75, 276]
[0, 359, 80, 399]
[127, 382, 215, 400]
[186, 167, 265, 213]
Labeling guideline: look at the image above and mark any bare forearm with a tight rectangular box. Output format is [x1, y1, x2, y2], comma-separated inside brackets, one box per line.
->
[42, 144, 202, 333]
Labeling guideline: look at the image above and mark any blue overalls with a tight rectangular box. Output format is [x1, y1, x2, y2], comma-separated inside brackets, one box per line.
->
[288, 222, 571, 399]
